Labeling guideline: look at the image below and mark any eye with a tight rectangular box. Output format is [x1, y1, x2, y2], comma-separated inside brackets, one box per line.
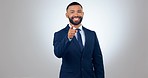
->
[78, 10, 82, 13]
[70, 10, 74, 13]
[71, 11, 74, 13]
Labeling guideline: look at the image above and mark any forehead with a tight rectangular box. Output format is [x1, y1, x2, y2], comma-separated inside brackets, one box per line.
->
[67, 5, 83, 11]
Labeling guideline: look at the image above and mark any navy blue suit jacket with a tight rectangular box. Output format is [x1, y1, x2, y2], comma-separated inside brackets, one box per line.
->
[53, 25, 104, 78]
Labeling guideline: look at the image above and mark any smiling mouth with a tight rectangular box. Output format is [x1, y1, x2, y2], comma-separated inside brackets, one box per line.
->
[72, 16, 81, 20]
[73, 18, 79, 21]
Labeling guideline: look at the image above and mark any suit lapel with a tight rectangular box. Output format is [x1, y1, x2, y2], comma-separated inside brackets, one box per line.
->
[70, 26, 90, 52]
[82, 27, 89, 52]
[72, 36, 82, 51]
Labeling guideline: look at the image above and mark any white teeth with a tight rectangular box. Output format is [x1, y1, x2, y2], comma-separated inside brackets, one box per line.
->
[74, 18, 79, 20]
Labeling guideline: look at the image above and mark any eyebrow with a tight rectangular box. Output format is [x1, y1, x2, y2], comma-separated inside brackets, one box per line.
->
[69, 10, 82, 11]
[70, 10, 75, 11]
[78, 10, 82, 12]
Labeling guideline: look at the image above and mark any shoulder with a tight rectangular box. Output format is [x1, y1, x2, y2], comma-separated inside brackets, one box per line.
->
[82, 26, 96, 35]
[55, 28, 66, 34]
[83, 26, 98, 40]
[55, 26, 69, 34]
[54, 25, 69, 39]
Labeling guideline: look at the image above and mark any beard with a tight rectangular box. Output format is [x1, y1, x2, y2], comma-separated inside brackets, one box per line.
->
[68, 16, 83, 25]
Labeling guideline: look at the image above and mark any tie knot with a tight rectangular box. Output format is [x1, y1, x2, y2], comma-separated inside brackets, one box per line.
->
[76, 29, 81, 32]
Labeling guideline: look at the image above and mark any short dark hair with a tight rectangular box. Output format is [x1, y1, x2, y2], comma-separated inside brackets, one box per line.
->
[66, 2, 83, 11]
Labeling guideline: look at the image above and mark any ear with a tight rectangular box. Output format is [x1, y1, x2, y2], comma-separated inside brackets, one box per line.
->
[82, 12, 84, 16]
[65, 12, 68, 18]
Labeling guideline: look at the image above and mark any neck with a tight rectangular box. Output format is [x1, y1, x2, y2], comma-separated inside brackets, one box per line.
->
[70, 23, 81, 29]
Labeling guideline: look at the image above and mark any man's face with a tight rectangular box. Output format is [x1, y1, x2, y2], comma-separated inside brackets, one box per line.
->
[66, 5, 84, 25]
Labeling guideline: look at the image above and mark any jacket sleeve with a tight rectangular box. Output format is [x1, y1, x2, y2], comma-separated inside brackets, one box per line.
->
[53, 32, 71, 58]
[92, 32, 105, 78]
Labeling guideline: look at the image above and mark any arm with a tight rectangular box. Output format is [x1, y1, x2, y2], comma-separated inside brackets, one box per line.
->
[53, 26, 76, 58]
[53, 32, 71, 58]
[93, 32, 105, 78]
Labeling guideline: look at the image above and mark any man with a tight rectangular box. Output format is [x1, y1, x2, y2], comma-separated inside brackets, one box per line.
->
[53, 2, 104, 78]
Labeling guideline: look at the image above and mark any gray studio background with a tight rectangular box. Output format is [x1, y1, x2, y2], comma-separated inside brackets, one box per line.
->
[0, 0, 148, 78]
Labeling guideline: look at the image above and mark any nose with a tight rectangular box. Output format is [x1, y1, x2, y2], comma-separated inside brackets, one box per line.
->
[74, 13, 78, 17]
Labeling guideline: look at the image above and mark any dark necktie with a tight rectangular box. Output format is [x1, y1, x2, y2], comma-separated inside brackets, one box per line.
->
[76, 29, 83, 50]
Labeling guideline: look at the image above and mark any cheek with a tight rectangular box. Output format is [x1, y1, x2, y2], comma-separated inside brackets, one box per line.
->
[66, 13, 72, 18]
[68, 14, 73, 18]
[79, 14, 83, 17]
